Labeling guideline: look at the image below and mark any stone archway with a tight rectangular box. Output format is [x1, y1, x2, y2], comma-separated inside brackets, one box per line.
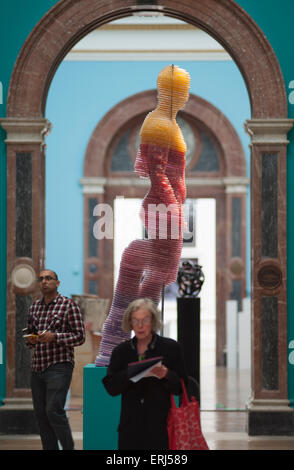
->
[1, 0, 293, 435]
[81, 90, 249, 368]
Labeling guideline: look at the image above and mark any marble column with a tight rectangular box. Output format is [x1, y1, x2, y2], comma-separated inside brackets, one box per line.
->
[245, 119, 294, 435]
[225, 181, 248, 311]
[80, 177, 107, 297]
[0, 117, 51, 433]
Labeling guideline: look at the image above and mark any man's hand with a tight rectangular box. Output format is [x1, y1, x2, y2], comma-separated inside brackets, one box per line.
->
[26, 334, 39, 345]
[37, 331, 56, 343]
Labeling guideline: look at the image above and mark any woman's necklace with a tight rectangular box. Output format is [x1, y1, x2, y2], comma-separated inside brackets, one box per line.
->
[137, 334, 153, 360]
[137, 342, 148, 361]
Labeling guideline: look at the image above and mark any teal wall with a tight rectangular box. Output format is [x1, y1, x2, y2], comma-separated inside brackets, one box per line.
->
[1, 0, 294, 408]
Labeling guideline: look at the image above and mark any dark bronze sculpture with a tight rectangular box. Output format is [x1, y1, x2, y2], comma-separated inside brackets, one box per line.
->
[177, 260, 205, 297]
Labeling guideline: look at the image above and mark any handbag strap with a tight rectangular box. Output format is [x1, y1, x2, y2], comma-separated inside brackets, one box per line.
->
[170, 393, 177, 409]
[180, 378, 189, 406]
[170, 378, 189, 408]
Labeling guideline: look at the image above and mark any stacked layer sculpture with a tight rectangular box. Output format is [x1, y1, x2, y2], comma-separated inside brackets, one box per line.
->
[96, 65, 190, 366]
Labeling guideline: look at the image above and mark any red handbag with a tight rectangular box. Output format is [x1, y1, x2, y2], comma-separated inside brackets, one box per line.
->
[167, 379, 209, 450]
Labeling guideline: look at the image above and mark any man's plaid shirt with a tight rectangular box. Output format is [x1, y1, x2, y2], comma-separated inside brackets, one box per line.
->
[27, 293, 85, 372]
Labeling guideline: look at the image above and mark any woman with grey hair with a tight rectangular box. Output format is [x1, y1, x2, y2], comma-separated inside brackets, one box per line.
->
[102, 298, 187, 450]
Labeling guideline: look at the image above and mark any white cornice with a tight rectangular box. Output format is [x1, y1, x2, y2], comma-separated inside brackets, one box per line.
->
[80, 177, 107, 194]
[65, 51, 230, 62]
[103, 17, 188, 26]
[64, 24, 230, 62]
[80, 176, 249, 194]
[244, 119, 294, 145]
[0, 118, 52, 144]
[186, 177, 249, 187]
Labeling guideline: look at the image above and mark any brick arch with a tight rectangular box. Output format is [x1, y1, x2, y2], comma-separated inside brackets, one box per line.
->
[84, 91, 157, 177]
[84, 90, 247, 179]
[7, 0, 286, 119]
[3, 0, 294, 436]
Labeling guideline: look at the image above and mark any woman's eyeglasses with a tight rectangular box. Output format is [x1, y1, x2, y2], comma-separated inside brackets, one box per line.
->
[36, 276, 57, 283]
[131, 316, 152, 327]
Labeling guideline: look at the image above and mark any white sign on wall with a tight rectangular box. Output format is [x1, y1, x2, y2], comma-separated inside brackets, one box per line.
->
[288, 80, 294, 105]
[289, 340, 294, 365]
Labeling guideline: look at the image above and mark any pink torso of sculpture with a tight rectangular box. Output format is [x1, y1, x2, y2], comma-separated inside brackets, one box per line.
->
[137, 144, 186, 235]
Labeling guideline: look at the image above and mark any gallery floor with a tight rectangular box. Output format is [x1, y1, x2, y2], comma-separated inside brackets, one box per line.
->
[1, 365, 294, 451]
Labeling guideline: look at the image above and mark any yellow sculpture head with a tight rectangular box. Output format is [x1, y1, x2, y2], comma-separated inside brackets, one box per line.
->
[157, 65, 190, 115]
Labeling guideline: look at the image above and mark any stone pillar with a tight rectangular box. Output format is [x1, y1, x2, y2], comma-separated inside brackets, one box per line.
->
[225, 180, 248, 310]
[245, 119, 294, 435]
[0, 117, 51, 433]
[80, 177, 107, 297]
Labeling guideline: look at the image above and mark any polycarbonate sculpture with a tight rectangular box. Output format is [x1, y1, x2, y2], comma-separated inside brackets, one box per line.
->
[96, 65, 190, 366]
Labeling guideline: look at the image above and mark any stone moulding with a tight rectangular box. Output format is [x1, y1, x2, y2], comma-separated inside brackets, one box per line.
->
[0, 118, 51, 144]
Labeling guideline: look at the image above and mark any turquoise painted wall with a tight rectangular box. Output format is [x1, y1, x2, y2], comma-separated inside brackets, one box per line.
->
[45, 59, 250, 298]
[1, 0, 294, 408]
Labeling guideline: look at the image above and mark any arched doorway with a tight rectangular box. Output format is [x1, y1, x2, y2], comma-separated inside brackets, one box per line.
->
[1, 0, 293, 435]
[81, 90, 248, 367]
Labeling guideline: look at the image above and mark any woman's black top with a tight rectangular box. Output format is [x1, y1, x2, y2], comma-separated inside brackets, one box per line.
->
[102, 333, 187, 450]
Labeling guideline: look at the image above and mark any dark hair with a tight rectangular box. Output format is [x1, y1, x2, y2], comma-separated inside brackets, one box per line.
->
[40, 269, 58, 280]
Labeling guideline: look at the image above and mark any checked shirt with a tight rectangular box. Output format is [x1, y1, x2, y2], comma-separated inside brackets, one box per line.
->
[27, 293, 85, 372]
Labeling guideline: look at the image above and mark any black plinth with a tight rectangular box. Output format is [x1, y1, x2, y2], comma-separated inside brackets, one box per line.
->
[177, 297, 200, 403]
[0, 401, 39, 434]
[247, 409, 294, 436]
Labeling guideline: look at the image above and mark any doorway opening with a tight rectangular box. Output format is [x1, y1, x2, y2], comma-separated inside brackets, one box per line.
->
[114, 196, 216, 408]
